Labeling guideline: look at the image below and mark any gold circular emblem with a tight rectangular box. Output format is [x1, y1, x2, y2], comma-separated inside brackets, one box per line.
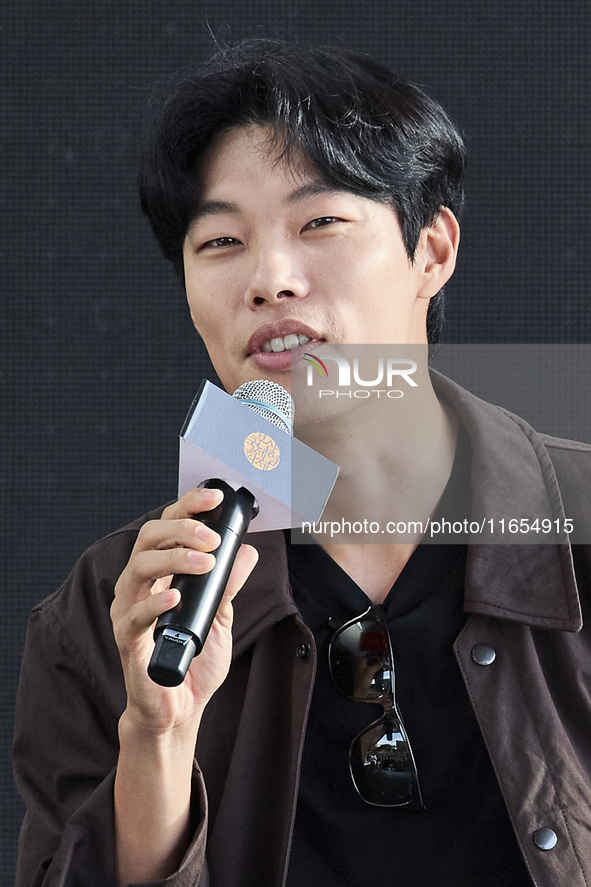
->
[243, 432, 281, 471]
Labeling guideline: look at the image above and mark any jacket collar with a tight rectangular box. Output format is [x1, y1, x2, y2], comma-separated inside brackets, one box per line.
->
[232, 372, 582, 650]
[432, 371, 582, 632]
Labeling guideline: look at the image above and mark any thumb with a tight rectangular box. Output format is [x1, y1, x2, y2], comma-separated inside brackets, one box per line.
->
[222, 544, 259, 604]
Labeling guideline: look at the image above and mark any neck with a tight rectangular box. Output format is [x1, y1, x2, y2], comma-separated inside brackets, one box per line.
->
[294, 360, 458, 602]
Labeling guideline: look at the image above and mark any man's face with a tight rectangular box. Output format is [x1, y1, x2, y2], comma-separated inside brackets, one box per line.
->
[183, 124, 451, 395]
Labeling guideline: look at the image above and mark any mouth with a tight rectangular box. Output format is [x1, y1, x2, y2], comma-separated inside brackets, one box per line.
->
[261, 333, 311, 353]
[247, 321, 325, 358]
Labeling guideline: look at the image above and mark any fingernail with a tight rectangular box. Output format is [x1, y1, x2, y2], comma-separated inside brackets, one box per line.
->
[162, 588, 179, 605]
[196, 524, 220, 545]
[187, 550, 215, 566]
[200, 486, 223, 499]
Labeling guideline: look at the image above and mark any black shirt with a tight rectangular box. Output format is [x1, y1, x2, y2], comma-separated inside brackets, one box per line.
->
[285, 431, 531, 887]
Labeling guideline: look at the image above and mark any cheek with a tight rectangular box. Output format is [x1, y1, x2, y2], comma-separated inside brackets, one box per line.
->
[189, 309, 226, 354]
[184, 262, 245, 335]
[186, 295, 206, 334]
[185, 282, 218, 336]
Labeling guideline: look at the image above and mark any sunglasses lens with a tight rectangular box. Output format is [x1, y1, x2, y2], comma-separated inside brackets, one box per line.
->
[329, 606, 424, 811]
[350, 715, 423, 809]
[329, 611, 393, 701]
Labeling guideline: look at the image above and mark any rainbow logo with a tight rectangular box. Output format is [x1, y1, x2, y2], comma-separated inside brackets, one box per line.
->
[302, 353, 329, 377]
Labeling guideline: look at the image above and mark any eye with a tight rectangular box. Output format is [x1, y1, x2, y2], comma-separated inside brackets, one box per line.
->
[200, 236, 241, 250]
[303, 216, 343, 231]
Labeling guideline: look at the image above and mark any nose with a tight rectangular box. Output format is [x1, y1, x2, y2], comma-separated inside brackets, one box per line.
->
[244, 244, 310, 308]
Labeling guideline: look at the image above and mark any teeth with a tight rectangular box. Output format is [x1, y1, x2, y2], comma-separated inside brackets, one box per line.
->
[261, 333, 311, 353]
[283, 333, 301, 351]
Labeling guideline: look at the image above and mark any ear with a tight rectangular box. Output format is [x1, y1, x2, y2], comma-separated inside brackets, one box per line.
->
[416, 207, 460, 300]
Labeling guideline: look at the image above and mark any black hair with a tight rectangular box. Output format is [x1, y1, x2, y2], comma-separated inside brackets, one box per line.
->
[138, 38, 466, 343]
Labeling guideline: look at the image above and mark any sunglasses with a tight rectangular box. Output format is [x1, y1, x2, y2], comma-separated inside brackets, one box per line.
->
[328, 604, 425, 811]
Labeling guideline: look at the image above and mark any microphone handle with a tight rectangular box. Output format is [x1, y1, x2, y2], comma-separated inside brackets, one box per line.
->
[148, 479, 258, 687]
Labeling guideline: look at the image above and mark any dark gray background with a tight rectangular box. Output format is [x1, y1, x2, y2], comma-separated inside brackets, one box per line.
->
[2, 0, 590, 879]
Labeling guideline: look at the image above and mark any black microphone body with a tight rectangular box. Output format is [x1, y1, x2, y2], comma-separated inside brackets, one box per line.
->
[148, 478, 258, 687]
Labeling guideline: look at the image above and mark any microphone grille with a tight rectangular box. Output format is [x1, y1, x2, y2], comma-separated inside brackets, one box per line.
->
[232, 380, 294, 435]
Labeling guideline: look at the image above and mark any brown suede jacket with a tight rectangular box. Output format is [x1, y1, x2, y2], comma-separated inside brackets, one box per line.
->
[13, 374, 591, 886]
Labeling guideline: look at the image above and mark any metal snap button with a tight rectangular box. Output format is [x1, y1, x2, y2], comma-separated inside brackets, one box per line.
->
[471, 644, 496, 666]
[533, 828, 558, 851]
[297, 643, 311, 660]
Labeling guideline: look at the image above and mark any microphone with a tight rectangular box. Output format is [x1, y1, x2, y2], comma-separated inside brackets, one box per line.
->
[147, 380, 293, 688]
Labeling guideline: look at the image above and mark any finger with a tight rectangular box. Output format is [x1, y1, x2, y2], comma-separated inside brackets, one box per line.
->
[195, 545, 260, 663]
[133, 517, 221, 556]
[161, 485, 224, 522]
[222, 544, 260, 603]
[129, 587, 181, 637]
[116, 545, 216, 604]
[112, 586, 181, 655]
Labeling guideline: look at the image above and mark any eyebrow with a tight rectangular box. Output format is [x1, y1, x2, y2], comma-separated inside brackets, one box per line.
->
[189, 200, 240, 224]
[285, 181, 350, 204]
[189, 181, 350, 227]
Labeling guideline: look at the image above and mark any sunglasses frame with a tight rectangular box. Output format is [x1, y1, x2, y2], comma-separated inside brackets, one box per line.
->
[328, 604, 425, 811]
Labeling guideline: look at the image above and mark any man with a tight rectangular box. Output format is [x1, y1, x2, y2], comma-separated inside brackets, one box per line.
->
[14, 39, 591, 886]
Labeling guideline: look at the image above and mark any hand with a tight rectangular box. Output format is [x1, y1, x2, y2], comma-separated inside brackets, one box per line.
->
[111, 486, 259, 736]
